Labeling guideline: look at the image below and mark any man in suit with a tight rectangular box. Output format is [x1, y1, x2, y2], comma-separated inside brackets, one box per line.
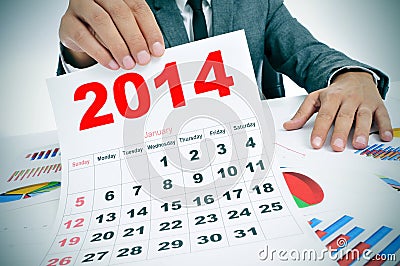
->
[58, 0, 393, 152]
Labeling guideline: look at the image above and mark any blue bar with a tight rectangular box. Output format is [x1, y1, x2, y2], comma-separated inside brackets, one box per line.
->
[321, 215, 353, 241]
[365, 226, 392, 247]
[346, 226, 365, 240]
[43, 150, 51, 159]
[309, 218, 322, 228]
[381, 178, 400, 187]
[379, 235, 400, 256]
[354, 144, 374, 154]
[51, 148, 59, 158]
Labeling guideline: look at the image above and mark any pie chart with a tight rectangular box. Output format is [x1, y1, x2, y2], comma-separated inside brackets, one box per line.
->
[0, 181, 61, 203]
[282, 172, 324, 208]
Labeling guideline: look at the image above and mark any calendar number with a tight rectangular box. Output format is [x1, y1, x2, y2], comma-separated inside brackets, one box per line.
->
[193, 195, 214, 206]
[252, 183, 274, 194]
[190, 150, 200, 161]
[234, 227, 257, 238]
[217, 166, 238, 178]
[246, 137, 256, 148]
[64, 218, 84, 229]
[123, 226, 145, 237]
[47, 257, 72, 266]
[75, 50, 233, 131]
[75, 196, 85, 207]
[132, 185, 141, 196]
[228, 207, 251, 219]
[159, 220, 183, 231]
[105, 190, 115, 201]
[161, 200, 182, 212]
[194, 214, 218, 225]
[246, 160, 265, 172]
[117, 246, 143, 257]
[158, 240, 183, 251]
[59, 236, 81, 247]
[222, 189, 242, 200]
[259, 202, 283, 213]
[193, 173, 203, 183]
[217, 143, 227, 154]
[96, 212, 116, 223]
[197, 233, 222, 244]
[163, 179, 173, 190]
[81, 251, 109, 263]
[90, 231, 115, 242]
[127, 206, 148, 218]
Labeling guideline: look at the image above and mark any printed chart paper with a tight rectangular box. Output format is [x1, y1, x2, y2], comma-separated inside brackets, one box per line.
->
[41, 31, 329, 265]
[268, 95, 400, 265]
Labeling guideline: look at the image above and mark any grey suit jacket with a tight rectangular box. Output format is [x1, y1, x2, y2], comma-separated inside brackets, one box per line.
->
[147, 0, 389, 97]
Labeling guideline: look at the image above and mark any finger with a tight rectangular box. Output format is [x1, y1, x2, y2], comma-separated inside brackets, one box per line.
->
[76, 1, 135, 69]
[374, 104, 393, 142]
[283, 91, 320, 131]
[60, 13, 119, 70]
[330, 103, 357, 152]
[310, 92, 341, 149]
[125, 0, 165, 57]
[352, 105, 373, 150]
[95, 0, 151, 66]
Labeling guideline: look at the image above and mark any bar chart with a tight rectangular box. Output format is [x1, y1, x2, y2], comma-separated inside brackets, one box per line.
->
[309, 215, 400, 265]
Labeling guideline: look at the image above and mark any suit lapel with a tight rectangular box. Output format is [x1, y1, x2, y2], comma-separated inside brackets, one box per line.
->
[212, 0, 234, 36]
[153, 0, 189, 47]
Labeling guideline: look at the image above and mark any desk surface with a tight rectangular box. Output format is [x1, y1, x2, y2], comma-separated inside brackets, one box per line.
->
[0, 83, 399, 266]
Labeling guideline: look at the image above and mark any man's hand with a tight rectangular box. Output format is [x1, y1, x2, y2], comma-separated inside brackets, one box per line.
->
[283, 71, 393, 151]
[59, 0, 164, 70]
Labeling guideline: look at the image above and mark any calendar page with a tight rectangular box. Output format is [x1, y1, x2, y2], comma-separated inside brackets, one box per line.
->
[41, 31, 329, 265]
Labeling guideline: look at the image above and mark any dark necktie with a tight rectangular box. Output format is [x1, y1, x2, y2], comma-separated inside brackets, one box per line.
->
[187, 0, 208, 41]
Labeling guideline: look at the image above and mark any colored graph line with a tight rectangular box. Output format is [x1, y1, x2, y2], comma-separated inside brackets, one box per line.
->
[7, 163, 62, 182]
[376, 174, 400, 192]
[282, 172, 324, 208]
[365, 235, 400, 266]
[354, 144, 400, 161]
[0, 181, 61, 203]
[25, 148, 60, 161]
[315, 215, 353, 241]
[275, 142, 306, 157]
[337, 226, 393, 266]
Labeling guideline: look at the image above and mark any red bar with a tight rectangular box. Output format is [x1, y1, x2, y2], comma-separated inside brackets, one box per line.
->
[25, 153, 31, 158]
[7, 171, 18, 182]
[326, 234, 350, 251]
[15, 170, 25, 181]
[316, 230, 327, 239]
[37, 151, 45, 159]
[31, 152, 38, 160]
[36, 166, 45, 176]
[32, 167, 40, 177]
[20, 169, 31, 181]
[337, 242, 371, 266]
[26, 168, 35, 178]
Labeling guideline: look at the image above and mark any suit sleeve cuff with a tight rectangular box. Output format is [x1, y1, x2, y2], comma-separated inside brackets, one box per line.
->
[328, 66, 380, 86]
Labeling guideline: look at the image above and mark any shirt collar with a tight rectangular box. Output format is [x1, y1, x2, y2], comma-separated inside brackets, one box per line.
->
[175, 0, 212, 12]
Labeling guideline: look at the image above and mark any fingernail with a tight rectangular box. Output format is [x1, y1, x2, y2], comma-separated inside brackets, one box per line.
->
[122, 56, 135, 69]
[312, 136, 322, 148]
[383, 131, 393, 140]
[152, 42, 165, 57]
[355, 135, 367, 146]
[137, 50, 151, 65]
[108, 59, 120, 70]
[333, 138, 345, 149]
